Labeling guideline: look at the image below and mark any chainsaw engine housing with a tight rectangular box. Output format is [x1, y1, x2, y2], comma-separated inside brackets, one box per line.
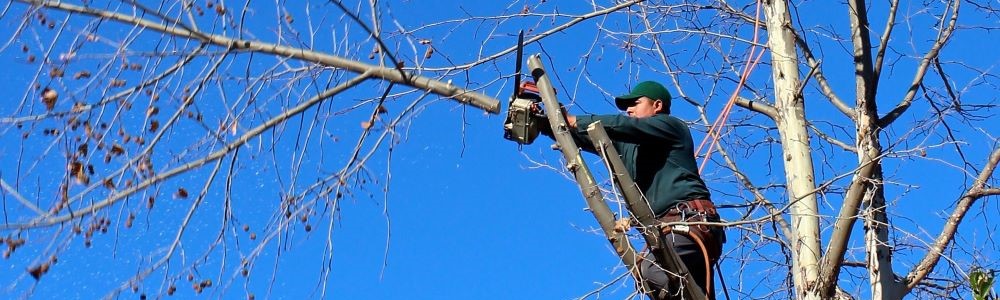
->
[503, 97, 540, 145]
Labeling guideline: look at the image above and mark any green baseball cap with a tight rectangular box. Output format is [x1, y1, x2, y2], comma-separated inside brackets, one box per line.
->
[614, 81, 671, 113]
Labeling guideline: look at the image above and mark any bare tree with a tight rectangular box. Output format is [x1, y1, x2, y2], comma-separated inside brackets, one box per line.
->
[1, 0, 997, 299]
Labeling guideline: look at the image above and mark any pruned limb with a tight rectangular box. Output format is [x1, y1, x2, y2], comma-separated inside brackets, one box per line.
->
[734, 96, 778, 120]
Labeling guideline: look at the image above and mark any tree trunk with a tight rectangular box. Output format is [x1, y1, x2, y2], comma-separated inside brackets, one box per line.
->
[763, 1, 822, 298]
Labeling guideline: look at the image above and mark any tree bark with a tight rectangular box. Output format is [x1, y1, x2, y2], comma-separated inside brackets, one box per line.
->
[763, 1, 821, 298]
[527, 55, 652, 295]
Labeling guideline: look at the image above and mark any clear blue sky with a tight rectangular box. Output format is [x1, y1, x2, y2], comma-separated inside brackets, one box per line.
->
[0, 1, 997, 299]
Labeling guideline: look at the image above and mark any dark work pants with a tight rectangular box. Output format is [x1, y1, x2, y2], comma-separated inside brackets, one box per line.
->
[639, 232, 713, 300]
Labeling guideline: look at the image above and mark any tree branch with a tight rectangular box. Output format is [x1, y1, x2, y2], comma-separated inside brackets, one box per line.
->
[904, 146, 1000, 292]
[15, 0, 500, 113]
[1, 72, 374, 229]
[878, 0, 960, 127]
[872, 0, 900, 84]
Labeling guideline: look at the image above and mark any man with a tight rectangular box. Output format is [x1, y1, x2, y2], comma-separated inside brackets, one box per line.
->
[537, 81, 724, 299]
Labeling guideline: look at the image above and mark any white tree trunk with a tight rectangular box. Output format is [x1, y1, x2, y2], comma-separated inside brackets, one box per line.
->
[763, 1, 822, 298]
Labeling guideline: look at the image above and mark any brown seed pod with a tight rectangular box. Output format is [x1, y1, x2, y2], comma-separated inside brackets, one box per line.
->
[27, 263, 50, 280]
[41, 88, 58, 110]
[176, 188, 189, 199]
[110, 144, 125, 156]
[50, 67, 64, 78]
[73, 71, 91, 79]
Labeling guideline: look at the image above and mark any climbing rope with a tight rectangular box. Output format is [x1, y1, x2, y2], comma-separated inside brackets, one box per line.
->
[695, 0, 766, 174]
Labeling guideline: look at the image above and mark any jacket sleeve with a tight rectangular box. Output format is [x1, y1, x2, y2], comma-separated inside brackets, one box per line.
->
[536, 115, 598, 153]
[574, 114, 686, 145]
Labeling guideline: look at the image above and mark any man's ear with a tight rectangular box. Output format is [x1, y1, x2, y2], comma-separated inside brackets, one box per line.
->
[652, 99, 664, 113]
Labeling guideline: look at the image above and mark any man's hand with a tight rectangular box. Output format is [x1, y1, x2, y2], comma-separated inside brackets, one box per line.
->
[565, 111, 577, 129]
[531, 103, 576, 128]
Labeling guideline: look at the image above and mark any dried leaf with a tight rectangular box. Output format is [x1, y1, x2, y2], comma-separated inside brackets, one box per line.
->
[41, 88, 57, 111]
[146, 106, 159, 118]
[110, 144, 125, 156]
[50, 67, 64, 78]
[27, 263, 49, 280]
[73, 70, 91, 79]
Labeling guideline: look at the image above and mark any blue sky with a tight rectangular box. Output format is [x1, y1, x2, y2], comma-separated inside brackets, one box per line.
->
[1, 0, 998, 299]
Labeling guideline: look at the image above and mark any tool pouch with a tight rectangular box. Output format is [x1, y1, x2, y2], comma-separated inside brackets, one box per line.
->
[658, 199, 725, 261]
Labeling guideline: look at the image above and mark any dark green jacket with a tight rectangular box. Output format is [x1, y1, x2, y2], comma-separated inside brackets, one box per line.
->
[568, 114, 711, 216]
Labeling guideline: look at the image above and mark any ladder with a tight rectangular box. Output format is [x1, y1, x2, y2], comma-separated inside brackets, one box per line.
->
[526, 55, 706, 300]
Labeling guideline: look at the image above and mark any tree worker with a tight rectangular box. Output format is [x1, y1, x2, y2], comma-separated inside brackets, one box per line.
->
[535, 80, 725, 299]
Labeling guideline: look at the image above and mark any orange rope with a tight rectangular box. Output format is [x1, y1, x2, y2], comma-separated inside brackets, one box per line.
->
[695, 0, 765, 174]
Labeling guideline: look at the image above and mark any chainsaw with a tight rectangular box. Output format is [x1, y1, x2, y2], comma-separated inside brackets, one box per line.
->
[502, 30, 548, 145]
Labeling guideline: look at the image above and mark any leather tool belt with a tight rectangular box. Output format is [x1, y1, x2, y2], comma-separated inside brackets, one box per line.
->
[657, 199, 725, 260]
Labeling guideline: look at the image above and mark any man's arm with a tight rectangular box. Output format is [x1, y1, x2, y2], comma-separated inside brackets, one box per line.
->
[537, 114, 597, 153]
[572, 114, 686, 145]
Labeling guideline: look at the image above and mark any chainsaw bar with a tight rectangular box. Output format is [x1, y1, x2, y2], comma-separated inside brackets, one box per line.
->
[511, 30, 524, 105]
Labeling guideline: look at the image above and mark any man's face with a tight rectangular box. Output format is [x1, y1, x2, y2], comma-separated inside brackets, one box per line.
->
[625, 97, 662, 118]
